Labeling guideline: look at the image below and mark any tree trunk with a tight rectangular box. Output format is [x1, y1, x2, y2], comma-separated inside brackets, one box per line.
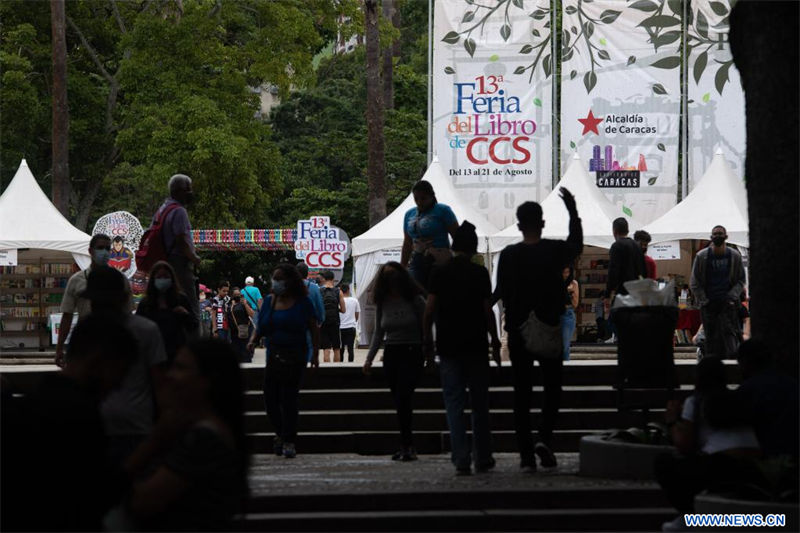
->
[50, 0, 70, 217]
[365, 0, 386, 226]
[730, 0, 799, 377]
[381, 0, 394, 110]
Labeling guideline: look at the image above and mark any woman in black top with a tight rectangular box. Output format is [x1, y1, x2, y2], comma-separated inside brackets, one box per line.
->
[136, 261, 199, 363]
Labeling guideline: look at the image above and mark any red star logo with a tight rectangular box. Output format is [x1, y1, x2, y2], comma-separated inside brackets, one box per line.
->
[578, 109, 603, 136]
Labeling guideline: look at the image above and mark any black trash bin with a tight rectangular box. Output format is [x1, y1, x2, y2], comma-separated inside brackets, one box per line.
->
[613, 306, 679, 392]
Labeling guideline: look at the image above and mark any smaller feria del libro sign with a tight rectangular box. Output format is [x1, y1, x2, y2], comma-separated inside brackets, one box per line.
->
[294, 216, 348, 270]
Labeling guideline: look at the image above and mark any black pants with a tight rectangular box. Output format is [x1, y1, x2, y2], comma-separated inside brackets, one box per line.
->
[701, 301, 741, 358]
[263, 362, 304, 443]
[508, 329, 563, 461]
[654, 452, 761, 513]
[382, 344, 424, 447]
[340, 328, 356, 362]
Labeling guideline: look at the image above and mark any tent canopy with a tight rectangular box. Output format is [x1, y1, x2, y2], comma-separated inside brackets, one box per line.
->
[352, 157, 499, 256]
[0, 159, 91, 267]
[489, 154, 639, 252]
[643, 150, 748, 247]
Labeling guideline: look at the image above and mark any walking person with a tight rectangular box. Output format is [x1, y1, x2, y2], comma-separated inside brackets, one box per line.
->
[248, 264, 319, 459]
[689, 225, 746, 359]
[423, 221, 502, 475]
[242, 276, 263, 338]
[561, 265, 579, 361]
[152, 174, 202, 324]
[401, 180, 459, 287]
[606, 218, 646, 344]
[135, 261, 199, 364]
[211, 281, 231, 343]
[297, 262, 326, 358]
[319, 271, 346, 363]
[363, 262, 428, 461]
[229, 287, 255, 363]
[495, 189, 583, 472]
[339, 284, 360, 363]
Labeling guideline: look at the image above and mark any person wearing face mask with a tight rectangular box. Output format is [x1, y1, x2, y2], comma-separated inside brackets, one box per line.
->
[401, 180, 459, 287]
[227, 287, 255, 363]
[152, 174, 202, 330]
[136, 261, 199, 363]
[690, 225, 746, 359]
[55, 233, 134, 367]
[248, 264, 319, 459]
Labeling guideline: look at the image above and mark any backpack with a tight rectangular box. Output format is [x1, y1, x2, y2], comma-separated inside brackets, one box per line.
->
[321, 287, 340, 325]
[135, 203, 181, 273]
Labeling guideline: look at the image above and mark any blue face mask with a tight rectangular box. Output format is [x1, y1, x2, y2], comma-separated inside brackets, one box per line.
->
[271, 279, 287, 296]
[154, 278, 172, 292]
[92, 249, 110, 266]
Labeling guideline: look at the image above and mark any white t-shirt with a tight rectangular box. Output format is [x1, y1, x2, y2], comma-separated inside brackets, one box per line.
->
[339, 296, 360, 329]
[681, 395, 759, 455]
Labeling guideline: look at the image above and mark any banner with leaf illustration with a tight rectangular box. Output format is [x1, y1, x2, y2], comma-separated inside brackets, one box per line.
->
[433, 0, 554, 229]
[686, 0, 745, 190]
[559, 0, 680, 225]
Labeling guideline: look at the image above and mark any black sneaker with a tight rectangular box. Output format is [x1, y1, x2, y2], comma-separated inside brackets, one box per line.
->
[455, 466, 472, 476]
[272, 437, 283, 456]
[475, 457, 496, 473]
[391, 450, 404, 461]
[534, 442, 557, 469]
[401, 446, 418, 462]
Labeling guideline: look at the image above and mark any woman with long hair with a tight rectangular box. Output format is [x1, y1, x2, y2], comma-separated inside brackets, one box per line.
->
[136, 261, 199, 363]
[248, 263, 319, 459]
[363, 262, 428, 461]
[116, 339, 249, 531]
[561, 265, 579, 361]
[401, 180, 459, 287]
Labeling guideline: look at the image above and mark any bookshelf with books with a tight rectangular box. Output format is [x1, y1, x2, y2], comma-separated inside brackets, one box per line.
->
[1, 260, 75, 349]
[574, 248, 610, 340]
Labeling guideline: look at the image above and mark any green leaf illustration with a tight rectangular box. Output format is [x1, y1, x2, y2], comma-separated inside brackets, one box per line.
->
[648, 176, 658, 186]
[715, 62, 732, 95]
[512, 0, 524, 8]
[584, 21, 595, 38]
[702, 92, 711, 103]
[696, 10, 709, 39]
[545, 20, 551, 28]
[584, 71, 597, 93]
[442, 31, 460, 44]
[667, 0, 682, 15]
[623, 206, 633, 217]
[532, 29, 540, 37]
[462, 11, 475, 23]
[657, 143, 666, 152]
[570, 69, 577, 80]
[599, 37, 607, 45]
[530, 9, 546, 20]
[688, 99, 695, 104]
[570, 141, 576, 149]
[653, 30, 681, 50]
[543, 54, 552, 77]
[563, 29, 571, 46]
[651, 56, 680, 69]
[562, 48, 574, 61]
[466, 0, 474, 3]
[630, 0, 658, 11]
[464, 38, 476, 57]
[444, 66, 455, 75]
[693, 51, 708, 84]
[652, 83, 667, 95]
[520, 44, 534, 54]
[533, 97, 542, 107]
[514, 66, 526, 75]
[627, 55, 637, 66]
[500, 24, 511, 41]
[599, 10, 621, 23]
[565, 5, 577, 15]
[571, 26, 578, 34]
[598, 50, 610, 60]
[639, 15, 681, 28]
[489, 54, 500, 62]
[709, 1, 728, 16]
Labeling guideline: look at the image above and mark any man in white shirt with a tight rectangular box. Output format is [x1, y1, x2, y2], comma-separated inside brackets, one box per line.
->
[338, 283, 360, 363]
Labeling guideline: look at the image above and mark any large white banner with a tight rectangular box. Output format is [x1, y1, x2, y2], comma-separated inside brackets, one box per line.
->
[433, 0, 554, 229]
[686, 0, 745, 190]
[559, 0, 680, 225]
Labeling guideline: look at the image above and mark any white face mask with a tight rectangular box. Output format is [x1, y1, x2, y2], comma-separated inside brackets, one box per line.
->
[271, 279, 287, 296]
[154, 278, 173, 292]
[92, 249, 110, 266]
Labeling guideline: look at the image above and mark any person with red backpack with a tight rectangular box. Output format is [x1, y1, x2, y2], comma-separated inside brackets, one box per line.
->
[139, 174, 201, 329]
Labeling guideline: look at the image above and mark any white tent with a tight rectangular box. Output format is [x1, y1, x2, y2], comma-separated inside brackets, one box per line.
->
[489, 153, 639, 253]
[0, 159, 91, 268]
[643, 150, 749, 247]
[352, 157, 499, 345]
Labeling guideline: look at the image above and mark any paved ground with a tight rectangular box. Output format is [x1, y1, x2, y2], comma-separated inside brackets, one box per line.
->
[247, 452, 658, 497]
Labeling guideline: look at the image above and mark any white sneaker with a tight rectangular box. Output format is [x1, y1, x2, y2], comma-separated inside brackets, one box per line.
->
[661, 515, 689, 531]
[604, 334, 617, 344]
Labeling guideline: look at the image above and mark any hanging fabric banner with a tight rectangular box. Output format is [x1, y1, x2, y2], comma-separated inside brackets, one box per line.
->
[559, 0, 681, 225]
[686, 0, 745, 190]
[432, 0, 554, 229]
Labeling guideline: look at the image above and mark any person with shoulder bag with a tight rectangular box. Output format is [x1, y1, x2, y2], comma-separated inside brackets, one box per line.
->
[247, 264, 319, 459]
[228, 287, 254, 363]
